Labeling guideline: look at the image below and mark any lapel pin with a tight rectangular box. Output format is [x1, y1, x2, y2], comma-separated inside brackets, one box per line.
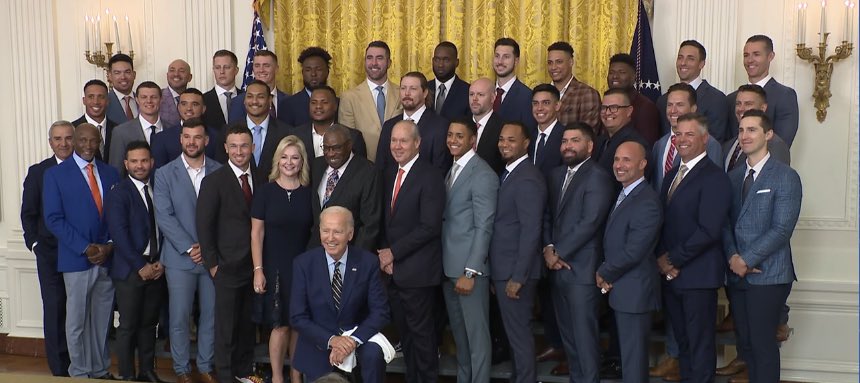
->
[351, 267, 357, 272]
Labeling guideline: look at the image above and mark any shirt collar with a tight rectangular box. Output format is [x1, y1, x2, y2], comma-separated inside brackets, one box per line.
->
[326, 153, 355, 175]
[72, 152, 93, 169]
[746, 151, 771, 176]
[399, 153, 420, 173]
[496, 76, 517, 93]
[474, 110, 493, 127]
[687, 76, 704, 90]
[367, 79, 389, 93]
[505, 154, 529, 173]
[246, 115, 270, 131]
[404, 105, 427, 122]
[168, 87, 181, 99]
[552, 75, 575, 98]
[538, 119, 558, 135]
[216, 85, 238, 96]
[454, 149, 476, 167]
[129, 175, 149, 191]
[228, 159, 251, 179]
[85, 114, 106, 126]
[569, 156, 590, 172]
[181, 153, 205, 170]
[622, 176, 646, 196]
[326, 247, 349, 267]
[751, 75, 772, 87]
[680, 150, 707, 170]
[138, 115, 163, 130]
[438, 76, 456, 92]
[114, 88, 133, 99]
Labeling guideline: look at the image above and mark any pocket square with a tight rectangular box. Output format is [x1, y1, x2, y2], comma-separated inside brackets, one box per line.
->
[756, 189, 772, 194]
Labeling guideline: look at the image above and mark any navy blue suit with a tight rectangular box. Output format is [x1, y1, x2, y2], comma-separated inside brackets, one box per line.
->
[658, 158, 731, 382]
[598, 180, 662, 383]
[726, 78, 799, 146]
[430, 76, 471, 120]
[21, 156, 69, 376]
[227, 89, 291, 125]
[657, 80, 730, 142]
[496, 79, 537, 129]
[528, 123, 565, 179]
[150, 124, 227, 168]
[375, 111, 452, 172]
[283, 88, 312, 126]
[290, 246, 390, 382]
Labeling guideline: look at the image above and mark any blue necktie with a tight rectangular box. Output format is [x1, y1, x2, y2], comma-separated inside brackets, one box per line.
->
[500, 169, 510, 184]
[534, 132, 546, 164]
[252, 125, 263, 164]
[376, 85, 386, 126]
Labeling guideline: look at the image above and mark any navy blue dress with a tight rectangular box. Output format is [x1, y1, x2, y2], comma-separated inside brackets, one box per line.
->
[251, 182, 313, 327]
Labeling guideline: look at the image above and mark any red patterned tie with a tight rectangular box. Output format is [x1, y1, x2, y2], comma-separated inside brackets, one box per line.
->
[664, 135, 677, 175]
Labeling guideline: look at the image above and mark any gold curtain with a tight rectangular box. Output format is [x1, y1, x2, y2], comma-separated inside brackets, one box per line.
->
[273, 0, 636, 94]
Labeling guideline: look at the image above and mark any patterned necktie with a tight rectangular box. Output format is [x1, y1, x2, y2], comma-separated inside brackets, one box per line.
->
[174, 95, 180, 106]
[391, 168, 405, 211]
[742, 168, 756, 203]
[240, 173, 252, 208]
[143, 184, 159, 262]
[323, 169, 339, 206]
[728, 141, 743, 171]
[269, 97, 277, 120]
[667, 164, 688, 201]
[534, 132, 547, 164]
[436, 83, 447, 114]
[86, 163, 103, 217]
[123, 95, 134, 120]
[614, 190, 626, 208]
[664, 135, 677, 175]
[332, 261, 343, 311]
[252, 126, 263, 164]
[493, 87, 505, 112]
[376, 85, 386, 126]
[446, 162, 460, 190]
[97, 124, 105, 157]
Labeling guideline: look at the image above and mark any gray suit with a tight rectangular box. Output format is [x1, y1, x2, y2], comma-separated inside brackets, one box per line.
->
[109, 118, 148, 171]
[153, 155, 221, 375]
[597, 180, 662, 383]
[542, 158, 614, 383]
[489, 158, 546, 383]
[721, 133, 791, 172]
[107, 90, 136, 124]
[441, 154, 498, 383]
[651, 132, 723, 189]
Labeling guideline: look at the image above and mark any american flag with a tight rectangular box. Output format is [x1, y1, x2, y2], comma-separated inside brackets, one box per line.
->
[630, 0, 662, 103]
[242, 11, 268, 90]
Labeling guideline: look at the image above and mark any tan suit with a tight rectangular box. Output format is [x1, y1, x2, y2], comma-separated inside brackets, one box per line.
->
[338, 80, 402, 161]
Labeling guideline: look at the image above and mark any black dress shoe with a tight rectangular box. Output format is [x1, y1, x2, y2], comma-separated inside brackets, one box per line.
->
[94, 373, 117, 380]
[599, 360, 623, 380]
[137, 370, 168, 383]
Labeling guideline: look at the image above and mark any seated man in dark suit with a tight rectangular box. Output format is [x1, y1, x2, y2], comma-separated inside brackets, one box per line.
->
[283, 47, 333, 127]
[656, 113, 731, 382]
[309, 124, 380, 252]
[202, 50, 241, 137]
[596, 141, 662, 383]
[21, 120, 75, 376]
[492, 38, 537, 128]
[429, 41, 471, 119]
[290, 85, 367, 169]
[375, 71, 451, 172]
[490, 122, 547, 383]
[290, 206, 390, 383]
[105, 141, 167, 382]
[73, 79, 118, 163]
[151, 89, 226, 167]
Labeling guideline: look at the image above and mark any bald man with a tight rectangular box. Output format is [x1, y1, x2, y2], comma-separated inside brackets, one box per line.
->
[469, 78, 505, 174]
[160, 59, 193, 129]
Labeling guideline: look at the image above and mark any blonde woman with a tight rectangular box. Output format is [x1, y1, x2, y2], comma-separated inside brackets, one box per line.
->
[251, 135, 313, 383]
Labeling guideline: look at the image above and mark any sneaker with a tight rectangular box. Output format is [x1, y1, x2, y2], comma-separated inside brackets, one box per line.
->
[235, 376, 265, 383]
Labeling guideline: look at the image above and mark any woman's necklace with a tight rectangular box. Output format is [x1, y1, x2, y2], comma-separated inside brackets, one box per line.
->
[277, 178, 300, 202]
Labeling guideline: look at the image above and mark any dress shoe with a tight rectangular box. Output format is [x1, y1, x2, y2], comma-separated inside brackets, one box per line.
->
[649, 356, 679, 377]
[716, 314, 735, 332]
[535, 346, 564, 362]
[197, 372, 218, 383]
[550, 361, 569, 376]
[663, 370, 682, 382]
[716, 358, 747, 376]
[491, 346, 510, 365]
[776, 323, 793, 342]
[599, 360, 622, 380]
[175, 374, 194, 383]
[137, 370, 168, 383]
[94, 373, 117, 380]
[728, 369, 749, 383]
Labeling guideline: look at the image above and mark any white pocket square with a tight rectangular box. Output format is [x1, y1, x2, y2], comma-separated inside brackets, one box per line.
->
[756, 189, 771, 194]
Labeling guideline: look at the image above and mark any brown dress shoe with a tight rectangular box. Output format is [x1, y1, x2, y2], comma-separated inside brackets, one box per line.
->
[776, 323, 793, 342]
[550, 361, 569, 376]
[197, 372, 217, 383]
[663, 370, 682, 382]
[649, 356, 679, 377]
[716, 358, 747, 376]
[728, 369, 749, 383]
[175, 374, 194, 383]
[716, 313, 735, 332]
[535, 346, 564, 362]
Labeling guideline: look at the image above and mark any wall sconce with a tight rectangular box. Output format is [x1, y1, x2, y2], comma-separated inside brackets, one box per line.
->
[796, 1, 854, 122]
[84, 9, 135, 75]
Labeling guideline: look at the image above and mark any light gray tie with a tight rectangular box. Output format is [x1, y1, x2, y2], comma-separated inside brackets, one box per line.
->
[375, 85, 386, 126]
[614, 190, 626, 209]
[667, 164, 689, 201]
[224, 91, 234, 120]
[436, 83, 447, 114]
[560, 167, 575, 198]
[446, 162, 460, 190]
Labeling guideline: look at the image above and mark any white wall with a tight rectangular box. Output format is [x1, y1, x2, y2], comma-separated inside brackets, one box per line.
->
[0, 0, 856, 381]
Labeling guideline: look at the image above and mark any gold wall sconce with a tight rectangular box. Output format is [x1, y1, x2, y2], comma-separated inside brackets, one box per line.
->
[84, 9, 135, 74]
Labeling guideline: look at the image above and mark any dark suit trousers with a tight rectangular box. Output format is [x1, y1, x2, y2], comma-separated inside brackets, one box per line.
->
[551, 272, 601, 383]
[113, 271, 166, 378]
[214, 275, 255, 383]
[538, 276, 564, 350]
[615, 311, 651, 383]
[731, 281, 791, 383]
[494, 279, 538, 383]
[35, 245, 70, 376]
[663, 285, 717, 382]
[388, 284, 439, 383]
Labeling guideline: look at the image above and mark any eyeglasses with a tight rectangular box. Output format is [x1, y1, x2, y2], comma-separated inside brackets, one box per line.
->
[599, 104, 632, 113]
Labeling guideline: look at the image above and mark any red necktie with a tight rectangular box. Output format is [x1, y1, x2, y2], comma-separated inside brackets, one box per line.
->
[240, 173, 252, 208]
[391, 168, 405, 211]
[269, 100, 277, 120]
[86, 163, 103, 217]
[664, 135, 677, 175]
[493, 87, 504, 112]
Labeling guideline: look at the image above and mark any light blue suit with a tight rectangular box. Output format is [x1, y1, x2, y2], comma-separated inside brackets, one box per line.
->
[153, 154, 222, 375]
[441, 153, 498, 383]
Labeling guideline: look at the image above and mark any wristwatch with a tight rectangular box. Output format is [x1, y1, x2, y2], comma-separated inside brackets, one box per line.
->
[464, 270, 477, 279]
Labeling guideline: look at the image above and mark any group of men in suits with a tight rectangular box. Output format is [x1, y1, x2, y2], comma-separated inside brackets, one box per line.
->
[22, 30, 803, 383]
